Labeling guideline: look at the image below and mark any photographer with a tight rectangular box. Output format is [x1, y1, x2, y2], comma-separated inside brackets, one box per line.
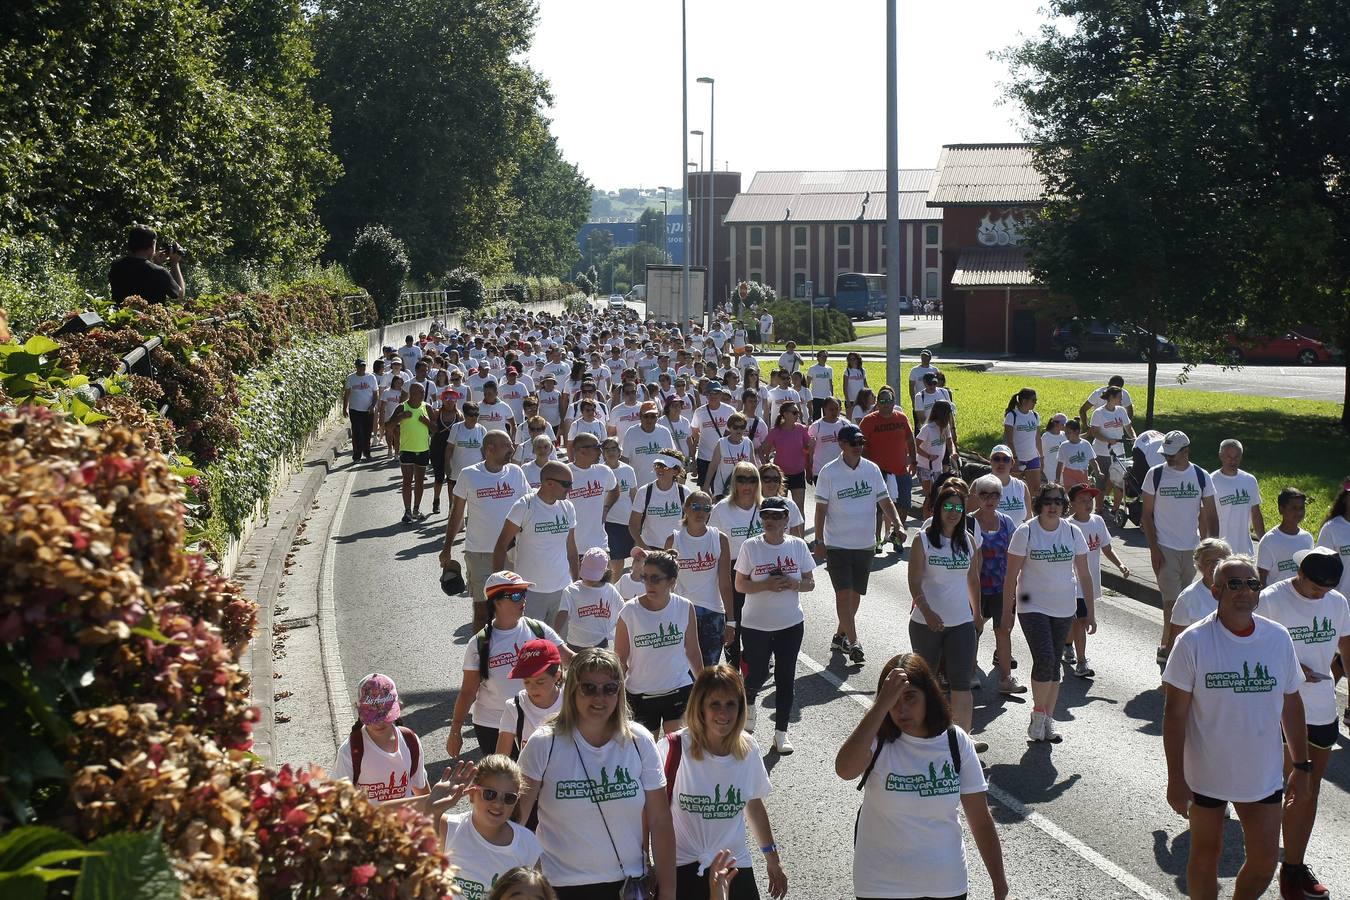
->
[108, 224, 185, 303]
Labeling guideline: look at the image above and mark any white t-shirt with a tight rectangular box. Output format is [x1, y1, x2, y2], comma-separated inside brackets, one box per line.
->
[1071, 513, 1112, 600]
[558, 581, 621, 648]
[397, 344, 423, 370]
[671, 528, 725, 613]
[912, 389, 947, 418]
[606, 463, 638, 526]
[1143, 464, 1216, 551]
[449, 422, 487, 478]
[662, 729, 772, 873]
[914, 422, 951, 475]
[1209, 469, 1262, 556]
[1085, 385, 1134, 410]
[1057, 439, 1094, 478]
[712, 436, 755, 491]
[380, 386, 405, 422]
[609, 402, 645, 436]
[453, 463, 529, 552]
[536, 390, 564, 426]
[807, 364, 833, 398]
[996, 477, 1029, 522]
[334, 726, 429, 805]
[567, 417, 607, 444]
[912, 530, 979, 626]
[807, 418, 846, 476]
[344, 373, 379, 412]
[843, 367, 867, 404]
[1042, 431, 1068, 483]
[1008, 518, 1090, 617]
[1161, 614, 1302, 802]
[853, 727, 986, 900]
[518, 725, 665, 887]
[1089, 406, 1131, 456]
[462, 619, 566, 725]
[1004, 409, 1040, 461]
[1256, 528, 1313, 584]
[632, 481, 688, 548]
[521, 459, 547, 490]
[618, 595, 695, 694]
[662, 415, 694, 453]
[1256, 580, 1350, 725]
[907, 364, 938, 392]
[693, 405, 732, 460]
[506, 493, 577, 593]
[567, 463, 618, 554]
[622, 423, 677, 488]
[478, 399, 516, 432]
[1317, 517, 1350, 595]
[1171, 579, 1217, 630]
[733, 535, 815, 631]
[442, 813, 542, 900]
[758, 313, 773, 334]
[777, 351, 802, 374]
[497, 380, 532, 422]
[815, 456, 889, 550]
[497, 688, 565, 749]
[765, 386, 797, 422]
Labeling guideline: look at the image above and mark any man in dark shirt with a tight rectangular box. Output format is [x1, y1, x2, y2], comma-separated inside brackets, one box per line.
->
[108, 224, 185, 303]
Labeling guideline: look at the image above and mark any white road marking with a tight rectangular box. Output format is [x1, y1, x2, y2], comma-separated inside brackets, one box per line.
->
[318, 464, 357, 752]
[795, 652, 1173, 900]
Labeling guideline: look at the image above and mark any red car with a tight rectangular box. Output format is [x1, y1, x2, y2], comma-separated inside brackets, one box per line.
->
[1225, 332, 1335, 365]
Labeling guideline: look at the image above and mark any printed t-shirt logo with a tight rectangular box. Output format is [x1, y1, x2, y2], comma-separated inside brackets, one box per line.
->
[885, 760, 959, 796]
[477, 481, 518, 500]
[1218, 488, 1252, 507]
[454, 873, 495, 900]
[361, 770, 410, 803]
[458, 435, 483, 450]
[728, 520, 764, 540]
[534, 513, 572, 535]
[1064, 445, 1090, 466]
[999, 496, 1025, 512]
[837, 480, 874, 501]
[1015, 420, 1036, 433]
[633, 621, 684, 648]
[569, 478, 605, 500]
[1287, 616, 1337, 645]
[1029, 542, 1074, 563]
[557, 765, 639, 802]
[1085, 532, 1102, 553]
[576, 596, 613, 620]
[1158, 482, 1200, 500]
[648, 501, 682, 519]
[927, 547, 970, 570]
[487, 642, 522, 671]
[633, 441, 665, 456]
[751, 556, 799, 577]
[1277, 558, 1298, 573]
[679, 550, 717, 573]
[679, 783, 748, 819]
[1205, 660, 1277, 692]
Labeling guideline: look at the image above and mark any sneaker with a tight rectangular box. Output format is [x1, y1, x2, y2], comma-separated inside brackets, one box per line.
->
[993, 650, 1018, 671]
[1074, 660, 1095, 678]
[973, 739, 990, 754]
[432, 500, 441, 514]
[849, 642, 866, 663]
[1028, 711, 1046, 742]
[1062, 645, 1077, 665]
[890, 530, 905, 553]
[875, 536, 884, 554]
[1043, 716, 1063, 744]
[1280, 863, 1330, 900]
[999, 675, 1029, 695]
[1156, 645, 1170, 665]
[401, 512, 414, 524]
[830, 632, 847, 653]
[413, 509, 428, 521]
[773, 730, 794, 755]
[745, 704, 757, 734]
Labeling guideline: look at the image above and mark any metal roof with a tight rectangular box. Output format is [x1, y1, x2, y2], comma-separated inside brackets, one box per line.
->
[927, 144, 1044, 206]
[950, 246, 1038, 288]
[746, 169, 936, 194]
[863, 192, 941, 222]
[724, 190, 938, 224]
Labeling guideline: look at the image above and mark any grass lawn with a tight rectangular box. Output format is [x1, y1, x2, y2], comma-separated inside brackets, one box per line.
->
[853, 324, 888, 339]
[756, 359, 1346, 526]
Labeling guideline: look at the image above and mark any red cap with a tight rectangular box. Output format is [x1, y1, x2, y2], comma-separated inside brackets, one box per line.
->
[509, 639, 562, 678]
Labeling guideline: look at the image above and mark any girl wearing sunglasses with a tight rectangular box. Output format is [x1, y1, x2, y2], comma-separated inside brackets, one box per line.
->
[437, 755, 543, 898]
[617, 550, 704, 735]
[666, 491, 736, 667]
[517, 648, 677, 900]
[711, 462, 765, 671]
[1002, 483, 1095, 743]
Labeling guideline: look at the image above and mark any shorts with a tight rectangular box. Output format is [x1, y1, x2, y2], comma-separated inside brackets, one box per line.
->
[1061, 467, 1089, 488]
[606, 520, 635, 560]
[784, 471, 807, 491]
[400, 449, 430, 467]
[1284, 720, 1340, 751]
[1094, 457, 1114, 490]
[627, 684, 693, 732]
[1022, 457, 1042, 471]
[908, 620, 978, 691]
[979, 591, 1004, 625]
[882, 471, 914, 511]
[1192, 788, 1281, 809]
[696, 457, 712, 488]
[826, 547, 874, 594]
[1075, 597, 1088, 619]
[694, 607, 728, 667]
[525, 589, 563, 624]
[465, 550, 496, 606]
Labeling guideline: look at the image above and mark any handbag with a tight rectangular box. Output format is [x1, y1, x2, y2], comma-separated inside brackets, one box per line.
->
[572, 737, 650, 899]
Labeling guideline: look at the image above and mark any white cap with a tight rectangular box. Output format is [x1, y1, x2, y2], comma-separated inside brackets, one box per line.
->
[1162, 430, 1191, 455]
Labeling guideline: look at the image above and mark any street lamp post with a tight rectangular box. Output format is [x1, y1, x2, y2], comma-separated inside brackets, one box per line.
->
[680, 0, 690, 331]
[697, 76, 715, 325]
[884, 0, 902, 392]
[656, 186, 671, 261]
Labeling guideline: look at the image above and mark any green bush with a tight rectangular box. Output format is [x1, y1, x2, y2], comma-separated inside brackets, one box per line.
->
[0, 233, 97, 338]
[439, 266, 487, 311]
[761, 299, 854, 345]
[347, 225, 409, 323]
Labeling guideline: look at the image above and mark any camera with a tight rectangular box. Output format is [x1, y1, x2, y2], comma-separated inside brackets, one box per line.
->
[163, 240, 188, 262]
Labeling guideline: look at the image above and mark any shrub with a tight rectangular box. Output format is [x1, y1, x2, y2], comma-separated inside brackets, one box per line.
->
[347, 225, 409, 323]
[439, 266, 487, 312]
[575, 273, 595, 296]
[0, 232, 97, 339]
[761, 299, 855, 345]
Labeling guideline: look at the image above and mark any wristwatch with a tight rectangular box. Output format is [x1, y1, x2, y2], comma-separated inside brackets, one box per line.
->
[1292, 760, 1313, 772]
[760, 842, 778, 855]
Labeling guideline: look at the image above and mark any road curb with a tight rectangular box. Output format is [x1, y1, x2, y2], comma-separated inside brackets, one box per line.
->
[318, 464, 358, 753]
[1102, 570, 1163, 610]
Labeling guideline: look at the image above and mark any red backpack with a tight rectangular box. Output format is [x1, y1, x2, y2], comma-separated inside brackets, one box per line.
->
[349, 722, 422, 784]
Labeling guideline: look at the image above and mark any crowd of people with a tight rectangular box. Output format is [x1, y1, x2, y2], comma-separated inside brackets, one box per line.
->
[337, 304, 1350, 900]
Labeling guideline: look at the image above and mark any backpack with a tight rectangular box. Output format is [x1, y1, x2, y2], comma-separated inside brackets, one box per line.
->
[856, 726, 961, 792]
[638, 482, 687, 535]
[476, 617, 546, 679]
[349, 722, 422, 785]
[1150, 463, 1209, 494]
[664, 731, 684, 803]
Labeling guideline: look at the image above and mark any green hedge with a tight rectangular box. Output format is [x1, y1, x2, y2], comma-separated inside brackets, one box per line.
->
[759, 300, 855, 345]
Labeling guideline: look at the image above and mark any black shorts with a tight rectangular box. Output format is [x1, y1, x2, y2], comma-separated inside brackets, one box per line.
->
[606, 520, 635, 560]
[400, 449, 430, 467]
[980, 591, 1004, 625]
[826, 547, 873, 594]
[1075, 597, 1088, 619]
[1283, 719, 1340, 751]
[1192, 788, 1281, 808]
[627, 684, 692, 731]
[784, 471, 807, 491]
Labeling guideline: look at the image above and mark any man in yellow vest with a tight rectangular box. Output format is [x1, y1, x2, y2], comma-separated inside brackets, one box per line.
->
[392, 382, 433, 524]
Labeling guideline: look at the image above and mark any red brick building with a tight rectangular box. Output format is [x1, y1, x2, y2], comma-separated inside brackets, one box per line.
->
[926, 144, 1050, 354]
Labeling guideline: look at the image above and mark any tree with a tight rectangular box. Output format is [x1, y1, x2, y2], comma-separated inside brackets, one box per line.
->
[506, 114, 591, 278]
[601, 242, 670, 292]
[637, 208, 667, 246]
[583, 230, 615, 273]
[348, 225, 409, 323]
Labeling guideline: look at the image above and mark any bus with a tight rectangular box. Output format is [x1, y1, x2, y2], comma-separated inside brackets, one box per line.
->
[833, 273, 892, 319]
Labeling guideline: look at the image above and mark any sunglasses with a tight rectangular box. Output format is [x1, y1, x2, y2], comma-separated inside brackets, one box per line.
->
[760, 476, 782, 484]
[735, 475, 759, 484]
[1224, 577, 1263, 591]
[940, 502, 965, 512]
[478, 787, 520, 805]
[494, 590, 528, 603]
[640, 573, 669, 582]
[549, 478, 574, 490]
[1041, 497, 1067, 506]
[991, 456, 1012, 463]
[977, 491, 1001, 499]
[690, 504, 713, 512]
[761, 510, 789, 520]
[579, 680, 621, 697]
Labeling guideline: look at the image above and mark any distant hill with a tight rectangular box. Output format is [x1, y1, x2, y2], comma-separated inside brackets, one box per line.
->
[589, 187, 685, 222]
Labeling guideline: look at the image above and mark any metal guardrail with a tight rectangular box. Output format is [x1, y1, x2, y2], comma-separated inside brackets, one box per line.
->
[83, 310, 247, 404]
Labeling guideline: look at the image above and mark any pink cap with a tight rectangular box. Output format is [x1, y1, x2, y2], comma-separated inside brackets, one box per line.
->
[356, 673, 401, 725]
[579, 547, 610, 581]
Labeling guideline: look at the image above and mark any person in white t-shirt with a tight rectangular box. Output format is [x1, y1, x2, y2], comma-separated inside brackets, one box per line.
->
[662, 665, 785, 900]
[835, 654, 1008, 900]
[1088, 386, 1134, 514]
[1002, 482, 1093, 743]
[342, 359, 380, 462]
[664, 491, 735, 668]
[1041, 413, 1069, 488]
[568, 433, 621, 555]
[433, 754, 542, 899]
[1079, 374, 1135, 424]
[496, 462, 580, 625]
[805, 350, 834, 420]
[447, 404, 487, 482]
[516, 648, 676, 897]
[775, 342, 803, 375]
[333, 673, 430, 806]
[1317, 480, 1350, 600]
[806, 396, 847, 481]
[1161, 555, 1309, 900]
[1166, 538, 1232, 648]
[630, 452, 691, 551]
[757, 311, 773, 343]
[1053, 419, 1097, 489]
[1002, 388, 1044, 498]
[621, 401, 677, 487]
[1209, 439, 1264, 556]
[494, 639, 565, 758]
[555, 548, 622, 653]
[906, 350, 938, 410]
[1257, 486, 1314, 586]
[1254, 547, 1349, 900]
[988, 445, 1030, 522]
[601, 439, 639, 580]
[617, 550, 702, 735]
[1064, 484, 1131, 678]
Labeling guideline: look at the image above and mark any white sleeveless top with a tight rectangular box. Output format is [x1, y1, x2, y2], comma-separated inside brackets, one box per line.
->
[672, 528, 724, 613]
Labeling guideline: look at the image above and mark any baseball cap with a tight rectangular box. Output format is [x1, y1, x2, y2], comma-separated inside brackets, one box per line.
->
[509, 639, 562, 679]
[1294, 547, 1344, 588]
[760, 496, 790, 513]
[1162, 430, 1191, 455]
[639, 400, 660, 416]
[920, 348, 933, 359]
[990, 444, 1014, 459]
[579, 546, 610, 581]
[484, 571, 534, 596]
[1068, 483, 1101, 501]
[706, 380, 723, 394]
[355, 358, 366, 366]
[1050, 412, 1069, 425]
[356, 673, 401, 726]
[922, 372, 938, 383]
[838, 424, 865, 445]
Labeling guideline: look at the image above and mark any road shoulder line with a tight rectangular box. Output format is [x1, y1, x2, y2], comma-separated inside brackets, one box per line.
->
[318, 463, 358, 753]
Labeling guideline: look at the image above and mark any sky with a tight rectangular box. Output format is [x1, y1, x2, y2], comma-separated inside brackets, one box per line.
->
[527, 0, 1057, 192]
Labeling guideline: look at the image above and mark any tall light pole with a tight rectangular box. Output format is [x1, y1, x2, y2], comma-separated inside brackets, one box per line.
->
[884, 0, 902, 392]
[680, 0, 690, 331]
[697, 76, 715, 324]
[656, 186, 671, 262]
[690, 129, 705, 321]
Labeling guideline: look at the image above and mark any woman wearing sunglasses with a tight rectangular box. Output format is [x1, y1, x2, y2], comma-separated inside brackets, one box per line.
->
[734, 496, 817, 755]
[756, 463, 805, 539]
[436, 754, 543, 899]
[711, 462, 765, 670]
[760, 403, 810, 514]
[617, 550, 705, 735]
[967, 475, 1025, 696]
[516, 648, 677, 900]
[988, 444, 1030, 523]
[708, 412, 758, 500]
[666, 491, 736, 667]
[906, 479, 988, 754]
[1001, 483, 1094, 743]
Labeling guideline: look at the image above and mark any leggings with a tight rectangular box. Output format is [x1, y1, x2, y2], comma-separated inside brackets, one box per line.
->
[907, 620, 978, 691]
[1017, 611, 1073, 683]
[742, 621, 804, 732]
[677, 861, 761, 900]
[695, 607, 728, 667]
[724, 589, 747, 670]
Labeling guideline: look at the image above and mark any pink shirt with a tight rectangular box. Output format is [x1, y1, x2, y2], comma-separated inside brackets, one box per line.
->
[763, 423, 809, 475]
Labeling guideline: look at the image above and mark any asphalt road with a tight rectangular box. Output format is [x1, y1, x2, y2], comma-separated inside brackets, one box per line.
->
[323, 459, 1350, 899]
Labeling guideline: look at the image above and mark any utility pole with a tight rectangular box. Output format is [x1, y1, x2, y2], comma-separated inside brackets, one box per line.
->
[698, 76, 715, 325]
[884, 0, 902, 392]
[680, 0, 690, 332]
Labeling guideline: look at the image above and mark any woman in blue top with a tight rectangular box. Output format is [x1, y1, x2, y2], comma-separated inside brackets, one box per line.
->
[969, 474, 1025, 696]
[1002, 387, 1043, 498]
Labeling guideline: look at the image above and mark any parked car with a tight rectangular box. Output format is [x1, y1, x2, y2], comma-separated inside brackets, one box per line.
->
[1051, 319, 1178, 362]
[607, 294, 626, 306]
[1224, 331, 1334, 365]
